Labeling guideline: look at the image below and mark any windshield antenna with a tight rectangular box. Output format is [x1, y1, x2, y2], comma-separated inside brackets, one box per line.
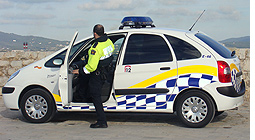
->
[189, 10, 206, 31]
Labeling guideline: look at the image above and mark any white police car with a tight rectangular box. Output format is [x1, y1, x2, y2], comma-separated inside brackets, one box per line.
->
[2, 17, 245, 128]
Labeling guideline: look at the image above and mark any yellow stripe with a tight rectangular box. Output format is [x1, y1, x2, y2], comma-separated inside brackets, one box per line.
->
[116, 95, 121, 98]
[128, 65, 217, 88]
[178, 65, 217, 76]
[129, 69, 177, 88]
[230, 63, 240, 72]
[52, 93, 62, 102]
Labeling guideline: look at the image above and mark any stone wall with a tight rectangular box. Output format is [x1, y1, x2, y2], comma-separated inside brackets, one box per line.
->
[0, 49, 250, 102]
[0, 51, 54, 90]
[230, 48, 250, 102]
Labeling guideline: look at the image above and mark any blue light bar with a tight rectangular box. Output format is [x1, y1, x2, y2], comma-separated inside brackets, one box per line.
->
[119, 16, 155, 29]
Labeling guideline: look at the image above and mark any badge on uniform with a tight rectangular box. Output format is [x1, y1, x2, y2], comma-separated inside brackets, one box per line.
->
[91, 50, 96, 55]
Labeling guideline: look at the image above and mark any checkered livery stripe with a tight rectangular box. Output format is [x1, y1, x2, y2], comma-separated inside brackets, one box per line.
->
[57, 73, 217, 111]
[115, 73, 217, 109]
[231, 69, 241, 92]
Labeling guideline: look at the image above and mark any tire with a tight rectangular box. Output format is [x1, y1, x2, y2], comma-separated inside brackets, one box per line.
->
[20, 88, 56, 123]
[176, 90, 215, 128]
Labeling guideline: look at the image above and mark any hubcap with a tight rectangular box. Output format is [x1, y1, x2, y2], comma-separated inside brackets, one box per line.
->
[182, 97, 208, 123]
[25, 95, 48, 119]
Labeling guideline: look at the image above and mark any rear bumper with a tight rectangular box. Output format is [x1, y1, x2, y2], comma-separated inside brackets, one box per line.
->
[216, 79, 245, 97]
[203, 81, 244, 111]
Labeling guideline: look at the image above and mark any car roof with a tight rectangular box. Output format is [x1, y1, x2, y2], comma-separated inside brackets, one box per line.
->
[74, 28, 198, 46]
[106, 27, 196, 36]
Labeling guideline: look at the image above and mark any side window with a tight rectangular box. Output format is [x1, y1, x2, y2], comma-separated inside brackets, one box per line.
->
[165, 35, 201, 60]
[45, 50, 67, 67]
[108, 35, 126, 64]
[195, 33, 233, 58]
[123, 34, 172, 65]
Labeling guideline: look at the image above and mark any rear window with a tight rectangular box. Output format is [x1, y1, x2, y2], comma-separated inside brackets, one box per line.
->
[165, 35, 201, 60]
[195, 33, 233, 58]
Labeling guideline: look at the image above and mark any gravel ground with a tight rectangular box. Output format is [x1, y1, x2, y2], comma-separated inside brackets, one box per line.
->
[0, 96, 250, 140]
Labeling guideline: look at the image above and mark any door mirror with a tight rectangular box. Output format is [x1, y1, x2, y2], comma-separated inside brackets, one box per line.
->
[53, 58, 63, 66]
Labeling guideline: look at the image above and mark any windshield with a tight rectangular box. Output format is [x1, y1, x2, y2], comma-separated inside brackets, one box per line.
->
[195, 33, 233, 58]
[69, 40, 88, 59]
[44, 38, 91, 68]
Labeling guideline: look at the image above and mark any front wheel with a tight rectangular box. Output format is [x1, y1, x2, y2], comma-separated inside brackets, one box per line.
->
[20, 88, 56, 123]
[176, 90, 215, 128]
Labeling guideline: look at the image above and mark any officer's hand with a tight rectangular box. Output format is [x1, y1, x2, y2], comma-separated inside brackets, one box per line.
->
[72, 69, 79, 75]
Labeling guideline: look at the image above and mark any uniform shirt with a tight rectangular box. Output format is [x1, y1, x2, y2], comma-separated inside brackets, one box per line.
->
[83, 34, 114, 74]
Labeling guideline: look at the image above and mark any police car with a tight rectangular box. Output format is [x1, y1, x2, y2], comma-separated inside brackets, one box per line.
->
[2, 17, 245, 128]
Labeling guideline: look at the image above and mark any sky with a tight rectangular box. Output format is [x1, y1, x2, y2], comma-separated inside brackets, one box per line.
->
[0, 0, 250, 42]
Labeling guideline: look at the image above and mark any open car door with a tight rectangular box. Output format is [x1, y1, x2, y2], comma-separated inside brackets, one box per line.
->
[59, 31, 78, 106]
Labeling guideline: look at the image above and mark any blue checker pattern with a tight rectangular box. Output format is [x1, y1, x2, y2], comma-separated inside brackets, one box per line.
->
[57, 73, 217, 111]
[115, 74, 217, 110]
[231, 69, 241, 92]
[175, 73, 217, 92]
[116, 93, 177, 110]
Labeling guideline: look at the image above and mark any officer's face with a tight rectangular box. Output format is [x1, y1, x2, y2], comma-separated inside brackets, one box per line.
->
[93, 32, 100, 39]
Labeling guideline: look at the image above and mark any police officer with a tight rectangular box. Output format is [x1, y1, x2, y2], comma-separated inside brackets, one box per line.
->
[72, 24, 114, 128]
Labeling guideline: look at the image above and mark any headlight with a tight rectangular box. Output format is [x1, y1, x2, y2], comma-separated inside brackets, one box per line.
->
[7, 70, 20, 82]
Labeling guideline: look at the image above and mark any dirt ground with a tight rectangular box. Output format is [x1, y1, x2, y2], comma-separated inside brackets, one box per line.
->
[0, 96, 250, 140]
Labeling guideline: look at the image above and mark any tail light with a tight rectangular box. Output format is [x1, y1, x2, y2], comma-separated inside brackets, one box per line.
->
[217, 61, 231, 83]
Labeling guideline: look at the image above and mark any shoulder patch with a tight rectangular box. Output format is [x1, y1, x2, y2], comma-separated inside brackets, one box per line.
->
[91, 50, 96, 55]
[92, 42, 98, 48]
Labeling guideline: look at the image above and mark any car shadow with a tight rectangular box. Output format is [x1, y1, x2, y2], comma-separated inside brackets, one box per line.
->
[211, 111, 228, 123]
[51, 111, 186, 127]
[51, 111, 228, 127]
[0, 109, 25, 122]
[0, 108, 228, 127]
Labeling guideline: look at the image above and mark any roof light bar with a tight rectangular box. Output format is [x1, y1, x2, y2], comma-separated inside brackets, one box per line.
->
[119, 16, 156, 30]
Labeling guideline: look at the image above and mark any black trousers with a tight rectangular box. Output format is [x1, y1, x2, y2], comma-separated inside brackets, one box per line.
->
[88, 71, 107, 124]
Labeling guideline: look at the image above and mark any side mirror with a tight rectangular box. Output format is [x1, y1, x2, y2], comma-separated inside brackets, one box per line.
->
[53, 58, 63, 66]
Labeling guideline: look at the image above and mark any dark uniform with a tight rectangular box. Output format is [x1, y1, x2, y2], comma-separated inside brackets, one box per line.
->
[79, 34, 114, 128]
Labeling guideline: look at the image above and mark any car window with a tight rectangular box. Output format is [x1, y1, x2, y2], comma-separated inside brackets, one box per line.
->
[108, 35, 126, 64]
[123, 34, 173, 65]
[165, 35, 201, 61]
[45, 39, 89, 68]
[69, 34, 126, 67]
[195, 33, 233, 58]
[44, 50, 67, 67]
[69, 41, 88, 59]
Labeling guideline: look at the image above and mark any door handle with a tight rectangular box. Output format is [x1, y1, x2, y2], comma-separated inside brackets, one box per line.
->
[160, 67, 171, 70]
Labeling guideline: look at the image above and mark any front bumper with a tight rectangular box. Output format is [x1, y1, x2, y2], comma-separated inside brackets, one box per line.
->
[2, 85, 22, 110]
[2, 87, 15, 94]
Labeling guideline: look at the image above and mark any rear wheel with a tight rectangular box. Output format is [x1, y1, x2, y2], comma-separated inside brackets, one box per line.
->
[20, 88, 56, 123]
[176, 90, 215, 128]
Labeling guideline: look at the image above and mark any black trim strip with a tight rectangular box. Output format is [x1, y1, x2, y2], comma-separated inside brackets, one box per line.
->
[216, 79, 245, 97]
[2, 87, 15, 94]
[115, 88, 169, 95]
[236, 71, 242, 77]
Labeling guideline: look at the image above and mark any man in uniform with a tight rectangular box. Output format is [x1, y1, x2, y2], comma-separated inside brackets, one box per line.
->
[72, 24, 114, 128]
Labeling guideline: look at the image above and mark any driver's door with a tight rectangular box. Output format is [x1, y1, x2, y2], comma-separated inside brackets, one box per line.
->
[58, 31, 78, 106]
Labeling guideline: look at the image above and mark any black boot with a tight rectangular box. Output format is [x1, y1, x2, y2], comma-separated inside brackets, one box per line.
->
[90, 122, 108, 128]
